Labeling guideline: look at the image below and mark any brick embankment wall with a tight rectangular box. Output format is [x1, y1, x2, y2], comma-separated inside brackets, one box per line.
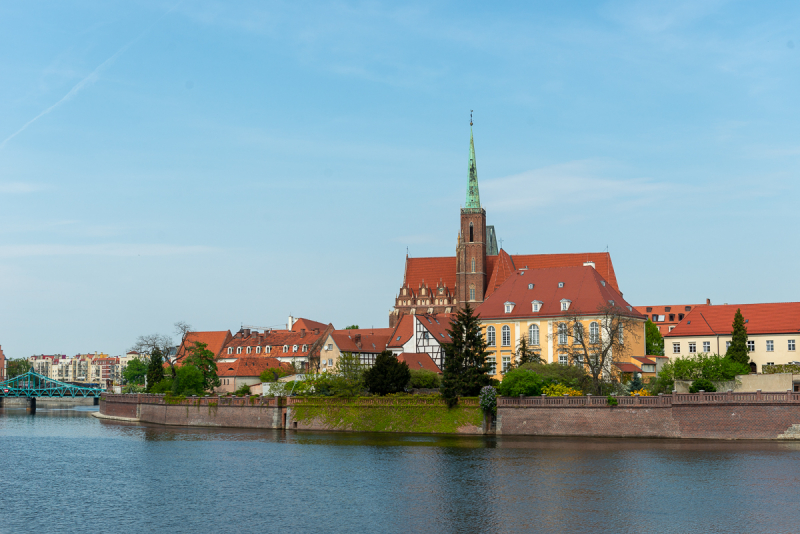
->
[672, 405, 800, 439]
[99, 397, 139, 419]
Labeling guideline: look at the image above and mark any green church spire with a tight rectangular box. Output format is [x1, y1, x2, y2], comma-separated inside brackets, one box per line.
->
[465, 113, 481, 209]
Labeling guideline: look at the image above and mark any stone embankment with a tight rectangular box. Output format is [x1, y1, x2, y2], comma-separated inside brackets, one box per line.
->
[98, 390, 800, 439]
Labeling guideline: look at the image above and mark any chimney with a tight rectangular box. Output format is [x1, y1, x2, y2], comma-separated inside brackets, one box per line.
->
[300, 329, 306, 338]
[706, 298, 711, 305]
[244, 329, 251, 337]
[313, 328, 319, 335]
[583, 261, 595, 269]
[354, 334, 362, 350]
[288, 315, 295, 330]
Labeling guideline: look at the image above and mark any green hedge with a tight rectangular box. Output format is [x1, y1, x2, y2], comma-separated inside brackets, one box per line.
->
[763, 364, 800, 375]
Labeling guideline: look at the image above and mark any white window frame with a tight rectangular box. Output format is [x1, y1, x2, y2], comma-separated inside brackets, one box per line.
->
[501, 325, 511, 347]
[529, 324, 539, 346]
[532, 300, 542, 312]
[673, 342, 680, 354]
[558, 323, 567, 345]
[688, 342, 696, 353]
[702, 341, 710, 353]
[283, 345, 289, 352]
[766, 340, 774, 352]
[246, 346, 252, 354]
[558, 354, 568, 365]
[502, 355, 511, 373]
[486, 326, 496, 347]
[302, 344, 308, 352]
[266, 346, 271, 353]
[293, 345, 298, 352]
[236, 347, 242, 354]
[747, 340, 755, 352]
[227, 347, 233, 355]
[504, 302, 515, 314]
[590, 322, 599, 344]
[256, 346, 261, 354]
[560, 299, 571, 311]
[790, 340, 796, 351]
[487, 356, 496, 375]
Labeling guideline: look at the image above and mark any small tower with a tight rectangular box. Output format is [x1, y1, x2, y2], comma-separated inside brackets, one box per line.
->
[456, 113, 487, 309]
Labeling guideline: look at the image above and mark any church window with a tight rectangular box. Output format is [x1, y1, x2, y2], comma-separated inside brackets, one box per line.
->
[469, 222, 474, 242]
[502, 325, 511, 346]
[529, 324, 539, 345]
[471, 257, 475, 273]
[487, 326, 496, 346]
[590, 322, 599, 344]
[469, 284, 475, 301]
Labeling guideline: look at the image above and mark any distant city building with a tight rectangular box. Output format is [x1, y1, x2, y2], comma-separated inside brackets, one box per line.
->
[664, 302, 800, 373]
[389, 124, 619, 327]
[0, 345, 6, 381]
[634, 300, 707, 335]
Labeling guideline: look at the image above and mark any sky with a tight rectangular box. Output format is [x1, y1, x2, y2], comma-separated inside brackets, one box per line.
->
[2, 0, 800, 358]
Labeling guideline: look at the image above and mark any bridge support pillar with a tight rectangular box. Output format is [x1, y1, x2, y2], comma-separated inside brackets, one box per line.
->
[27, 397, 36, 414]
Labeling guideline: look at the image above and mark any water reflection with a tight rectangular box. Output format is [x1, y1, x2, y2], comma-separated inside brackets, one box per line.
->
[1, 409, 800, 534]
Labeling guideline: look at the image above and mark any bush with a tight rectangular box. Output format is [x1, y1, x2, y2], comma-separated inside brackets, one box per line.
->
[408, 369, 441, 389]
[150, 379, 173, 394]
[260, 367, 291, 383]
[363, 351, 411, 396]
[479, 386, 497, 414]
[122, 384, 146, 394]
[234, 384, 251, 396]
[172, 364, 205, 396]
[497, 369, 546, 397]
[517, 362, 590, 392]
[542, 383, 582, 397]
[689, 378, 717, 393]
[649, 354, 749, 394]
[607, 395, 618, 406]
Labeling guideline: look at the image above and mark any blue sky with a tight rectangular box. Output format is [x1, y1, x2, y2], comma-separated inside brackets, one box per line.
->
[2, 1, 800, 357]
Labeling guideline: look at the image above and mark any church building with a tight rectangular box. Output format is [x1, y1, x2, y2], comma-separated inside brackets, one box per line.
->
[389, 123, 620, 327]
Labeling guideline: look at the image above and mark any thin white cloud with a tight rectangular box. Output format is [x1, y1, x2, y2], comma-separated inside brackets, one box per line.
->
[0, 182, 45, 194]
[0, 3, 180, 150]
[0, 243, 215, 258]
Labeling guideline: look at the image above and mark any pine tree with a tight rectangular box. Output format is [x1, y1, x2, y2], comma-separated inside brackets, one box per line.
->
[441, 304, 492, 407]
[363, 350, 411, 396]
[146, 348, 165, 392]
[726, 308, 750, 366]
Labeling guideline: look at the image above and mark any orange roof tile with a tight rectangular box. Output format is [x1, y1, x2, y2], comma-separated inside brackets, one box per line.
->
[217, 357, 291, 378]
[397, 352, 441, 373]
[330, 331, 391, 353]
[665, 303, 800, 337]
[485, 249, 516, 297]
[176, 331, 233, 362]
[388, 315, 414, 348]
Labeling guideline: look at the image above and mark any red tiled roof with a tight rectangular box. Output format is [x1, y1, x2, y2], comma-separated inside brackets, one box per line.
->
[177, 331, 233, 361]
[388, 315, 414, 348]
[475, 265, 641, 320]
[330, 331, 391, 353]
[615, 362, 642, 373]
[292, 318, 328, 333]
[665, 303, 800, 337]
[632, 356, 656, 365]
[416, 314, 454, 344]
[485, 249, 516, 297]
[220, 320, 334, 359]
[217, 357, 291, 378]
[403, 251, 619, 293]
[397, 352, 441, 373]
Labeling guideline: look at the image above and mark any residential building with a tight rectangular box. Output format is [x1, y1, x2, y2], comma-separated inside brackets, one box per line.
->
[634, 301, 707, 335]
[216, 357, 291, 394]
[386, 314, 452, 369]
[175, 331, 233, 363]
[474, 263, 646, 380]
[319, 328, 394, 370]
[664, 302, 800, 372]
[389, 124, 619, 326]
[0, 345, 6, 381]
[90, 356, 121, 387]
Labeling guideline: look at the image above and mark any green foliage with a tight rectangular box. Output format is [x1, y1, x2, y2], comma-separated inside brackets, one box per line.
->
[726, 308, 750, 365]
[497, 369, 546, 397]
[408, 369, 441, 389]
[122, 358, 147, 385]
[259, 366, 291, 382]
[182, 342, 220, 392]
[171, 364, 205, 396]
[479, 386, 497, 414]
[150, 378, 173, 394]
[514, 337, 543, 369]
[517, 362, 590, 392]
[645, 319, 665, 356]
[344, 325, 360, 330]
[689, 378, 717, 393]
[6, 358, 32, 378]
[363, 351, 411, 396]
[607, 395, 618, 406]
[335, 351, 364, 384]
[628, 373, 644, 392]
[122, 384, 146, 393]
[234, 383, 252, 396]
[648, 353, 750, 394]
[441, 305, 492, 407]
[146, 349, 165, 392]
[763, 364, 800, 375]
[303, 371, 363, 397]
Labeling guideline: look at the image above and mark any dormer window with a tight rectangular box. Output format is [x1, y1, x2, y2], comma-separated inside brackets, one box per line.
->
[236, 347, 242, 354]
[531, 300, 542, 312]
[256, 346, 261, 354]
[504, 302, 516, 314]
[266, 346, 271, 353]
[601, 281, 606, 287]
[227, 347, 233, 355]
[558, 282, 564, 288]
[560, 299, 571, 311]
[283, 345, 289, 352]
[292, 345, 298, 352]
[609, 300, 615, 306]
[302, 344, 308, 352]
[246, 346, 252, 354]
[528, 284, 534, 290]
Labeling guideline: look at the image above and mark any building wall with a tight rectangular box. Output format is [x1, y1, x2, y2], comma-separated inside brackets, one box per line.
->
[665, 333, 800, 371]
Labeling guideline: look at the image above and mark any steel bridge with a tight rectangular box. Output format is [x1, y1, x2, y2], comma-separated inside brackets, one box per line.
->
[0, 370, 104, 398]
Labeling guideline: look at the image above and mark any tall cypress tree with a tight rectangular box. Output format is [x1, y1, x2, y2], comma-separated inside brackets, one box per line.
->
[146, 348, 166, 392]
[441, 304, 492, 407]
[726, 308, 750, 366]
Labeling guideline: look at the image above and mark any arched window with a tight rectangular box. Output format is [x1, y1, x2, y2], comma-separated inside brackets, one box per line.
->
[590, 322, 599, 344]
[246, 346, 252, 354]
[469, 284, 475, 301]
[283, 345, 289, 352]
[256, 346, 261, 354]
[471, 257, 475, 273]
[302, 344, 308, 352]
[574, 323, 584, 343]
[236, 347, 242, 354]
[469, 222, 474, 242]
[265, 346, 271, 353]
[502, 325, 511, 346]
[558, 323, 567, 345]
[227, 347, 233, 355]
[618, 324, 624, 344]
[292, 345, 298, 352]
[529, 324, 539, 345]
[487, 326, 496, 346]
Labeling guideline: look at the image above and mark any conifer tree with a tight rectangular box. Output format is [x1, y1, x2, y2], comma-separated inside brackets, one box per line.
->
[441, 304, 492, 407]
[726, 308, 750, 366]
[363, 350, 411, 396]
[515, 336, 543, 367]
[146, 348, 165, 392]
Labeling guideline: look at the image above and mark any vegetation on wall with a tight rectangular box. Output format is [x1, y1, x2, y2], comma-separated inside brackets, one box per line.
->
[497, 369, 545, 397]
[689, 378, 717, 393]
[647, 353, 750, 394]
[763, 364, 800, 375]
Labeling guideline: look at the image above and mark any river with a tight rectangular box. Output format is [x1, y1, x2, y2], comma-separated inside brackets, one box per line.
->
[1, 405, 799, 533]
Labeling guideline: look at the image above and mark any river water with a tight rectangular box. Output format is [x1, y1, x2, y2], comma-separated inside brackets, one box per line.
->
[1, 406, 800, 534]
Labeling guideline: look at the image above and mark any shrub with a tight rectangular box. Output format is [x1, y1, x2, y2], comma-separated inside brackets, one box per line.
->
[479, 386, 497, 414]
[364, 351, 411, 396]
[234, 384, 252, 396]
[517, 362, 590, 392]
[260, 367, 291, 383]
[542, 383, 582, 397]
[497, 369, 545, 397]
[122, 384, 146, 394]
[689, 378, 717, 393]
[649, 353, 749, 394]
[150, 379, 173, 394]
[408, 369, 441, 389]
[630, 389, 651, 396]
[172, 364, 205, 396]
[607, 395, 618, 406]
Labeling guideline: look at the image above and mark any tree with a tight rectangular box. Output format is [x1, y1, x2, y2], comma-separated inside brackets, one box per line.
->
[726, 308, 749, 366]
[7, 358, 32, 378]
[363, 350, 411, 395]
[517, 362, 590, 392]
[644, 319, 664, 356]
[171, 364, 205, 396]
[122, 358, 147, 385]
[497, 369, 545, 397]
[515, 336, 544, 368]
[408, 369, 441, 389]
[130, 321, 192, 378]
[440, 304, 492, 407]
[146, 348, 165, 392]
[558, 302, 643, 395]
[689, 378, 716, 393]
[344, 325, 359, 330]
[260, 366, 291, 383]
[183, 341, 220, 392]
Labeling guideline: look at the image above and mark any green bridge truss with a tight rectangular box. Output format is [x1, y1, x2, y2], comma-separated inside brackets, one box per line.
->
[0, 370, 104, 398]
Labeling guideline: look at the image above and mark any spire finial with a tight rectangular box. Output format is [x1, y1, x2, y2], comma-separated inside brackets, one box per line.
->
[470, 110, 473, 126]
[465, 115, 481, 209]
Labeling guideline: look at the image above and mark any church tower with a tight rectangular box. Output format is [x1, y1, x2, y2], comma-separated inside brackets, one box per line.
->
[456, 119, 487, 310]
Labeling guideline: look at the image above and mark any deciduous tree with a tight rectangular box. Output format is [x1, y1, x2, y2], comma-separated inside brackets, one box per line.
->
[6, 358, 32, 378]
[122, 358, 147, 385]
[644, 319, 664, 356]
[183, 341, 220, 392]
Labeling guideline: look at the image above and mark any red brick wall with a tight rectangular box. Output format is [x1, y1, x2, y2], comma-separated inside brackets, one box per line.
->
[99, 398, 138, 419]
